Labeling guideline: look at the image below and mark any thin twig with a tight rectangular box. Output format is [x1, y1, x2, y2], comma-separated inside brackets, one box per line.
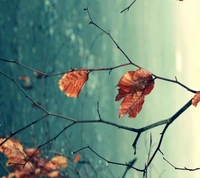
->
[0, 58, 196, 94]
[0, 58, 132, 77]
[0, 114, 48, 146]
[120, 0, 137, 13]
[163, 157, 200, 171]
[73, 145, 143, 172]
[23, 122, 76, 167]
[84, 7, 140, 68]
[0, 64, 195, 176]
[154, 75, 197, 94]
[146, 99, 192, 169]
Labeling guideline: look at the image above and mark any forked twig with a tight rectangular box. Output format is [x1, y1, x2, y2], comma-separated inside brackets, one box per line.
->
[84, 7, 141, 68]
[73, 145, 143, 172]
[121, 0, 137, 13]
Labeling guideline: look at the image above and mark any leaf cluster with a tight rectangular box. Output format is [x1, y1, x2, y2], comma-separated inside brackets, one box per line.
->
[0, 138, 68, 178]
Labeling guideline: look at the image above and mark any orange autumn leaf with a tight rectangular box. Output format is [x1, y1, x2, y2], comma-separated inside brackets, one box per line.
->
[0, 138, 26, 166]
[1, 138, 68, 178]
[58, 70, 89, 97]
[116, 68, 154, 118]
[116, 68, 154, 100]
[45, 155, 68, 170]
[192, 91, 200, 107]
[73, 153, 81, 163]
[119, 92, 144, 118]
[47, 171, 60, 178]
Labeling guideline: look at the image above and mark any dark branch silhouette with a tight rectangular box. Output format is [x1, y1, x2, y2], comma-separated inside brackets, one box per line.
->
[120, 0, 137, 13]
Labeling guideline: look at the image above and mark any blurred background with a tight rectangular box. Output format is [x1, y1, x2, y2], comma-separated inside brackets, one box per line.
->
[0, 0, 200, 177]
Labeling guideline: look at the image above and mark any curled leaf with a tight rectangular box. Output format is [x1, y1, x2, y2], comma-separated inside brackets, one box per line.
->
[18, 75, 30, 83]
[58, 70, 89, 98]
[18, 75, 33, 89]
[116, 68, 154, 118]
[192, 91, 200, 107]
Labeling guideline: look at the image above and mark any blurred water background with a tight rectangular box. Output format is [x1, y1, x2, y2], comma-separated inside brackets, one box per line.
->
[0, 0, 200, 178]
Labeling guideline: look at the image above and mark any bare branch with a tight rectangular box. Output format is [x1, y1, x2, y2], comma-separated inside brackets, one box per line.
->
[73, 145, 143, 172]
[120, 0, 137, 13]
[154, 75, 197, 94]
[1, 58, 196, 94]
[84, 7, 141, 68]
[146, 99, 192, 169]
[0, 58, 195, 177]
[163, 157, 200, 171]
[0, 58, 132, 77]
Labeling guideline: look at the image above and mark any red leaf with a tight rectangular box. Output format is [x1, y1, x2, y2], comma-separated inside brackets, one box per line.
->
[58, 70, 89, 98]
[73, 153, 81, 163]
[115, 88, 128, 101]
[119, 92, 144, 118]
[192, 91, 200, 107]
[133, 68, 154, 95]
[116, 68, 154, 100]
[116, 68, 154, 118]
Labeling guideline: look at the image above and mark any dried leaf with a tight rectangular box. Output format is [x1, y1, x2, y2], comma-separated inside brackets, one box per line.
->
[116, 68, 154, 101]
[73, 153, 81, 163]
[47, 171, 60, 178]
[18, 75, 33, 89]
[25, 148, 40, 156]
[192, 91, 200, 107]
[18, 75, 30, 83]
[119, 92, 144, 118]
[45, 156, 68, 170]
[0, 138, 26, 166]
[116, 68, 154, 118]
[1, 138, 68, 178]
[58, 70, 89, 97]
[33, 71, 44, 79]
[134, 68, 154, 95]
